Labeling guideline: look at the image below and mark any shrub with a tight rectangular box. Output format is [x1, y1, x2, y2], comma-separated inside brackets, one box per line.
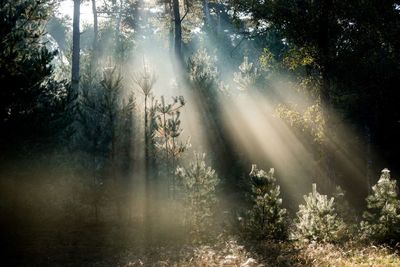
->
[361, 168, 400, 244]
[176, 153, 219, 241]
[292, 184, 345, 243]
[243, 165, 288, 240]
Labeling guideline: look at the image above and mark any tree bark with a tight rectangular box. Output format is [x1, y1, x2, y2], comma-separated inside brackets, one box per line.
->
[144, 94, 153, 243]
[365, 124, 372, 193]
[172, 0, 183, 64]
[91, 0, 99, 69]
[92, 0, 98, 51]
[71, 0, 80, 96]
[318, 0, 332, 110]
[166, 1, 174, 56]
[202, 0, 210, 27]
[115, 0, 123, 42]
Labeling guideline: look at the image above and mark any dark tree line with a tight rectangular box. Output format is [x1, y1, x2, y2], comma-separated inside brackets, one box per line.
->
[0, 0, 67, 159]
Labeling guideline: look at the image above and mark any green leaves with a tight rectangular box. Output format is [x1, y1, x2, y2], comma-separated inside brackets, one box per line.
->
[176, 153, 219, 241]
[361, 169, 400, 244]
[0, 0, 64, 151]
[133, 64, 157, 97]
[292, 183, 345, 243]
[188, 49, 218, 91]
[233, 57, 259, 91]
[283, 47, 317, 71]
[277, 103, 326, 144]
[240, 164, 288, 240]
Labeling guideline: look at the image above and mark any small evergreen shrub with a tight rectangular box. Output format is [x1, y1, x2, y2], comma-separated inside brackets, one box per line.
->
[361, 168, 400, 244]
[233, 56, 259, 91]
[292, 184, 345, 243]
[243, 165, 288, 240]
[176, 153, 219, 241]
[188, 49, 218, 91]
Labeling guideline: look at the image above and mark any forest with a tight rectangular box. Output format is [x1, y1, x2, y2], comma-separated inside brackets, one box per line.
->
[1, 0, 400, 266]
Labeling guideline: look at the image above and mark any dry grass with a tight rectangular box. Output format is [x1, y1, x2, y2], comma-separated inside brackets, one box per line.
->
[3, 221, 400, 266]
[296, 242, 400, 267]
[124, 238, 262, 267]
[123, 238, 400, 267]
[175, 239, 261, 267]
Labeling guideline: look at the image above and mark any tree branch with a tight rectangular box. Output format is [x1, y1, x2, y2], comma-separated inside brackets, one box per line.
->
[180, 8, 189, 22]
[230, 28, 269, 57]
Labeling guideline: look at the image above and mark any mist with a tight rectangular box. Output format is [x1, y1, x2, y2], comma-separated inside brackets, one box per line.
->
[2, 0, 400, 266]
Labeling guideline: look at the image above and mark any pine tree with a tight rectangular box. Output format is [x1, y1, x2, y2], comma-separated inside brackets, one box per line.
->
[133, 63, 157, 173]
[233, 57, 259, 91]
[154, 96, 189, 199]
[361, 168, 400, 244]
[188, 49, 219, 92]
[176, 153, 219, 241]
[0, 0, 64, 153]
[292, 183, 345, 243]
[245, 165, 287, 240]
[76, 65, 135, 222]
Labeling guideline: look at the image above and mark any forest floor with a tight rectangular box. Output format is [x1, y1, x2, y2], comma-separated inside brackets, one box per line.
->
[4, 223, 400, 266]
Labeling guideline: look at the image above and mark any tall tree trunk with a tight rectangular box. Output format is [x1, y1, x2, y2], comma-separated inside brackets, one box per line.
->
[91, 0, 99, 69]
[144, 95, 152, 240]
[166, 1, 174, 56]
[216, 4, 221, 35]
[92, 153, 99, 223]
[115, 0, 123, 43]
[319, 0, 332, 110]
[71, 0, 81, 96]
[92, 0, 98, 51]
[172, 0, 183, 64]
[365, 124, 372, 193]
[202, 0, 210, 27]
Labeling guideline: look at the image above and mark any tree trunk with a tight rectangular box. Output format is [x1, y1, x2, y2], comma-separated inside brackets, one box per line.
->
[216, 4, 221, 35]
[144, 95, 152, 239]
[172, 0, 183, 64]
[71, 0, 81, 96]
[318, 0, 333, 108]
[115, 0, 123, 43]
[91, 0, 99, 69]
[92, 0, 98, 51]
[365, 124, 372, 193]
[166, 1, 174, 56]
[202, 0, 210, 27]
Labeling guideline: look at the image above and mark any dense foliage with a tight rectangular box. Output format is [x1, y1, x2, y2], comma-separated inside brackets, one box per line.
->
[0, 0, 65, 155]
[361, 169, 400, 244]
[176, 153, 219, 241]
[292, 184, 345, 243]
[176, 154, 219, 239]
[240, 165, 287, 240]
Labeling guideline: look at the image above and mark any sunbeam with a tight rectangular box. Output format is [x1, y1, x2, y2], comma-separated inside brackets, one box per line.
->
[2, 0, 400, 265]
